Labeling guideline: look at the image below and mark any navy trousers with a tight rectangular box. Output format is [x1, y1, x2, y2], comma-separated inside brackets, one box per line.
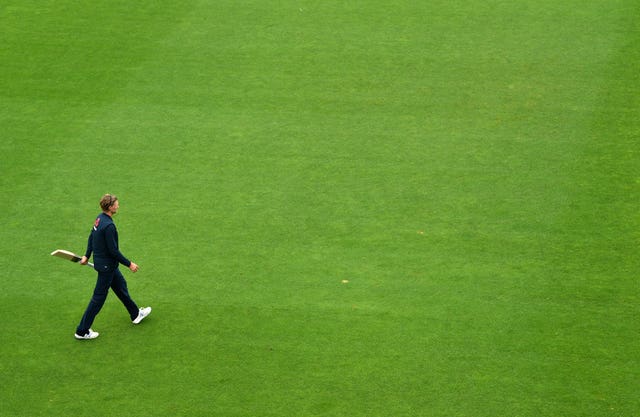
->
[76, 267, 139, 335]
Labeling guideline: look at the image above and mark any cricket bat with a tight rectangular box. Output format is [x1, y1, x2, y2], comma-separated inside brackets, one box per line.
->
[51, 249, 94, 267]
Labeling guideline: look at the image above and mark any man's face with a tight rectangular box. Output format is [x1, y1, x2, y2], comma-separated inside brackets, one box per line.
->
[109, 200, 119, 215]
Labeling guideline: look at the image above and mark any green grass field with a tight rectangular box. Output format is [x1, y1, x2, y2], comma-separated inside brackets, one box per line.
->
[1, 1, 638, 416]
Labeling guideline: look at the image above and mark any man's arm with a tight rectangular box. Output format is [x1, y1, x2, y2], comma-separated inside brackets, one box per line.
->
[84, 229, 93, 259]
[104, 224, 138, 272]
[80, 229, 94, 265]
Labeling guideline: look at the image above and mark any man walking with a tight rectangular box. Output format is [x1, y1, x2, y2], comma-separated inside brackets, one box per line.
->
[75, 194, 151, 340]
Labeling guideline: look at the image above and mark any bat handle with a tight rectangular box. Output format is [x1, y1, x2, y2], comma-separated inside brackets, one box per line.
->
[87, 262, 94, 267]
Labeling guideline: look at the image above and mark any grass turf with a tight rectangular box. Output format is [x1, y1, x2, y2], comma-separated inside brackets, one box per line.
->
[1, 1, 638, 416]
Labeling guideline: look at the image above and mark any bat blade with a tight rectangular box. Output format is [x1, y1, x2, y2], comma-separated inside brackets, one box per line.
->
[51, 249, 93, 267]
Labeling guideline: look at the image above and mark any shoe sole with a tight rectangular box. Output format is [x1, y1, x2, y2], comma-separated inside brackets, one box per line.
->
[74, 333, 99, 340]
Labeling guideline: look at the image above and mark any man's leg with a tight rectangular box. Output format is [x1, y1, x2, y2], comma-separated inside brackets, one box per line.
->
[110, 268, 139, 321]
[76, 270, 113, 335]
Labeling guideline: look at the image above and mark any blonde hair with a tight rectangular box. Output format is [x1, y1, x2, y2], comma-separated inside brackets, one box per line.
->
[100, 194, 118, 212]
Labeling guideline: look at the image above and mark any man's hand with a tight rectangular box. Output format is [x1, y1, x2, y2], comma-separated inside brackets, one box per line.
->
[129, 262, 139, 273]
[80, 256, 89, 265]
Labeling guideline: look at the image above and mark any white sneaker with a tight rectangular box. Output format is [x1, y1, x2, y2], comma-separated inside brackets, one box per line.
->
[74, 329, 99, 340]
[132, 306, 152, 324]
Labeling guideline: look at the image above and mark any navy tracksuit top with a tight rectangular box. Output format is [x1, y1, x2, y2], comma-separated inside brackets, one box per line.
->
[84, 212, 131, 272]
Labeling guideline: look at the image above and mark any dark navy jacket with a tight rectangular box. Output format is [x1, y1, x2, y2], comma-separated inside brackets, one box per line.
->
[84, 212, 131, 272]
